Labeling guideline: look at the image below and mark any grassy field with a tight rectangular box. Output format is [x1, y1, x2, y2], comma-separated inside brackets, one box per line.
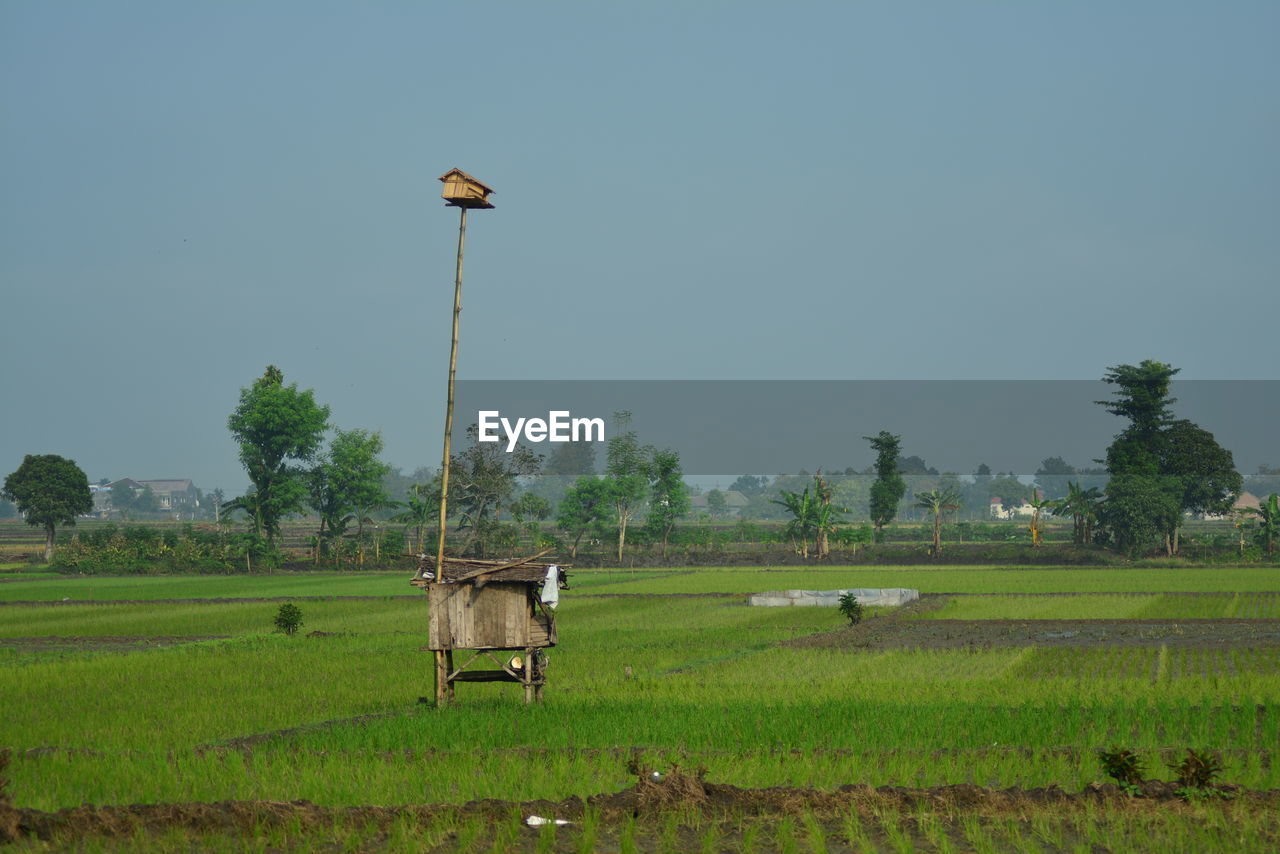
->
[3, 565, 1278, 851]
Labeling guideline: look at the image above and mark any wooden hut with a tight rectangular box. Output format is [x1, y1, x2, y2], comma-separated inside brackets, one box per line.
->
[413, 555, 567, 703]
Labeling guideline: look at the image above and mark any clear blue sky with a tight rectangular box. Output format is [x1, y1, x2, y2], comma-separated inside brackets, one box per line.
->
[2, 1, 1276, 492]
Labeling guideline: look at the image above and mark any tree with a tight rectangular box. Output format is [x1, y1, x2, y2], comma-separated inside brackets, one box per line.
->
[646, 449, 690, 558]
[1051, 481, 1103, 544]
[772, 473, 846, 559]
[914, 486, 962, 557]
[987, 473, 1031, 517]
[134, 486, 160, 516]
[603, 411, 652, 561]
[110, 481, 137, 519]
[1026, 492, 1054, 547]
[728, 475, 769, 496]
[865, 431, 906, 542]
[772, 485, 820, 558]
[227, 366, 330, 541]
[1241, 493, 1279, 558]
[1034, 456, 1078, 500]
[510, 492, 552, 524]
[1160, 419, 1241, 554]
[705, 489, 727, 517]
[3, 454, 93, 561]
[390, 480, 441, 554]
[449, 424, 540, 556]
[208, 488, 225, 523]
[556, 477, 612, 558]
[1095, 360, 1181, 555]
[307, 429, 392, 562]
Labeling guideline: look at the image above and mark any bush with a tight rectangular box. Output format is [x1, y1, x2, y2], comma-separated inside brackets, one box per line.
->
[1167, 749, 1223, 790]
[837, 592, 864, 626]
[273, 603, 304, 635]
[1098, 748, 1145, 792]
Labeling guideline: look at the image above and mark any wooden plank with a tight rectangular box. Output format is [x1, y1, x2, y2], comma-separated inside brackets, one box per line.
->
[451, 670, 522, 683]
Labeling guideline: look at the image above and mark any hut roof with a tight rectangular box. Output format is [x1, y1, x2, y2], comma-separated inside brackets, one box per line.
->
[414, 555, 570, 586]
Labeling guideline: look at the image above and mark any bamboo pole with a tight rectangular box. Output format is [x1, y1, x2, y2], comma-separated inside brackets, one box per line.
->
[433, 205, 467, 707]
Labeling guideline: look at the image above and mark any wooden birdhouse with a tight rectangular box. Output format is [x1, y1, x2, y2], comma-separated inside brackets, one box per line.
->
[413, 554, 567, 703]
[439, 168, 495, 209]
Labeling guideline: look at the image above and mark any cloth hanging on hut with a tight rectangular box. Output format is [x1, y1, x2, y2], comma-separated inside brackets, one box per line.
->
[540, 565, 560, 609]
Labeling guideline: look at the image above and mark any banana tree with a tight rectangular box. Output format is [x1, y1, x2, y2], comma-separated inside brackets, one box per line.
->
[914, 486, 963, 557]
[390, 482, 439, 554]
[1051, 481, 1103, 544]
[1027, 493, 1055, 547]
[772, 486, 820, 558]
[1242, 493, 1279, 557]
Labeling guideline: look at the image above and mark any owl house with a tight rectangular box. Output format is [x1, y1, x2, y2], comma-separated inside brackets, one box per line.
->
[438, 168, 495, 209]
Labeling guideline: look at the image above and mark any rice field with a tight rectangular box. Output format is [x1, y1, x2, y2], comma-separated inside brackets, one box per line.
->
[2, 565, 1278, 851]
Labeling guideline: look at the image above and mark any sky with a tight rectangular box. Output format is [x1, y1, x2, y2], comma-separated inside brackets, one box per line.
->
[2, 1, 1277, 494]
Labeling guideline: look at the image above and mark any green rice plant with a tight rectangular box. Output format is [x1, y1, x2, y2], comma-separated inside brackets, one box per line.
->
[801, 810, 829, 854]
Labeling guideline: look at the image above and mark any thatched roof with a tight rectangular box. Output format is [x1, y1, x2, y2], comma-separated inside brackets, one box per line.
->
[413, 554, 570, 587]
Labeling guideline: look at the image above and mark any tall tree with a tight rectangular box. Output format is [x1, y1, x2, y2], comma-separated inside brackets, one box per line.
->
[307, 429, 391, 560]
[1159, 419, 1241, 554]
[646, 449, 690, 558]
[914, 486, 962, 557]
[449, 424, 540, 556]
[1096, 360, 1181, 554]
[556, 476, 612, 558]
[604, 411, 652, 560]
[227, 366, 330, 541]
[865, 431, 906, 542]
[3, 454, 93, 561]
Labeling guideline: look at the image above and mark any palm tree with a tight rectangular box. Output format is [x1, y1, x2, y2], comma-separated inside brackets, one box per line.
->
[1241, 493, 1279, 557]
[914, 486, 963, 557]
[1051, 481, 1103, 545]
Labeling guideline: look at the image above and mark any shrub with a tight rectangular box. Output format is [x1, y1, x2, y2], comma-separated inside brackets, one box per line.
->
[1098, 749, 1145, 792]
[1167, 749, 1224, 790]
[837, 592, 864, 626]
[273, 603, 304, 636]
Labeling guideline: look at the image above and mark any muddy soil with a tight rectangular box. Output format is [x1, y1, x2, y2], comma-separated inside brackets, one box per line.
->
[0, 635, 230, 654]
[4, 770, 1276, 847]
[788, 595, 1280, 650]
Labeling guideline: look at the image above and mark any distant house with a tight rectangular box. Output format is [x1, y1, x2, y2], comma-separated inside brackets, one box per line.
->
[989, 491, 1044, 520]
[690, 489, 750, 517]
[1203, 491, 1262, 521]
[135, 479, 200, 513]
[101, 478, 200, 518]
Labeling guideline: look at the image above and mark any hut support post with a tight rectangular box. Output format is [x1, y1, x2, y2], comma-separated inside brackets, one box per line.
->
[523, 646, 534, 705]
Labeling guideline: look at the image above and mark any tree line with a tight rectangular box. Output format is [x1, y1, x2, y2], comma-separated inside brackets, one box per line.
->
[4, 359, 1276, 565]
